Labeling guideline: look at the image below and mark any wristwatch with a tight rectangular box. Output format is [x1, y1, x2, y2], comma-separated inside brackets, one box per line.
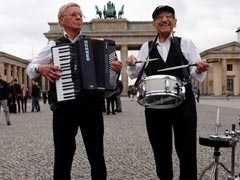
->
[34, 64, 40, 73]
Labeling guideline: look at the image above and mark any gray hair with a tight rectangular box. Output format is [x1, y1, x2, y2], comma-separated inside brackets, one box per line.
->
[58, 2, 80, 20]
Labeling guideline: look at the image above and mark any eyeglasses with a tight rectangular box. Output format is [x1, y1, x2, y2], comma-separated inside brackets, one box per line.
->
[63, 12, 84, 18]
[155, 13, 174, 20]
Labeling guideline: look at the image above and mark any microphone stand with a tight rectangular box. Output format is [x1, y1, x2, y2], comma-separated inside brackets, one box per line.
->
[215, 106, 221, 136]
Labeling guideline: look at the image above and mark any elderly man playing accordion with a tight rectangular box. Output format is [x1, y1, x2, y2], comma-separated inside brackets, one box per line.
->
[27, 2, 122, 180]
[127, 5, 208, 180]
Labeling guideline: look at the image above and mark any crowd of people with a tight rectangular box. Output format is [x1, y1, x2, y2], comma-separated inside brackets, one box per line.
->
[0, 75, 44, 125]
[0, 77, 29, 115]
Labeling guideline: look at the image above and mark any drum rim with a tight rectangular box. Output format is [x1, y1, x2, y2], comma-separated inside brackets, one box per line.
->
[145, 91, 185, 97]
[137, 93, 185, 109]
[144, 74, 179, 81]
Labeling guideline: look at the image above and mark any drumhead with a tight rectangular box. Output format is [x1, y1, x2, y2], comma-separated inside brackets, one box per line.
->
[136, 74, 185, 109]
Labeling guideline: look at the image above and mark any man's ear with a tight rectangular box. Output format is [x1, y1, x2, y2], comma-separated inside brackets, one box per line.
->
[173, 18, 177, 28]
[152, 20, 157, 28]
[152, 20, 155, 27]
[59, 17, 64, 27]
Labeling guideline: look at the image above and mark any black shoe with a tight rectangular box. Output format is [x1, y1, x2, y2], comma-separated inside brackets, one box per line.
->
[112, 112, 116, 115]
[7, 122, 11, 126]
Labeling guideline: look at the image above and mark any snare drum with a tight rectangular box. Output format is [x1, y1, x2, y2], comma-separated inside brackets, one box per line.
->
[137, 75, 185, 109]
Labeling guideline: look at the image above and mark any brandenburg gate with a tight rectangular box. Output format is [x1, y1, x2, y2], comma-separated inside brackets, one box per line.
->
[44, 18, 156, 95]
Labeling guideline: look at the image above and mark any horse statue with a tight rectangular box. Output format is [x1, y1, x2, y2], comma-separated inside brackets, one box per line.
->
[118, 5, 124, 18]
[95, 5, 102, 18]
[103, 1, 116, 19]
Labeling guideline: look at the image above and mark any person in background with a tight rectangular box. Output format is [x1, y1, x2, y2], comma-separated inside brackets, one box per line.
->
[193, 86, 200, 103]
[127, 87, 131, 98]
[12, 79, 22, 113]
[127, 5, 208, 180]
[115, 80, 123, 112]
[26, 2, 122, 180]
[31, 80, 41, 112]
[0, 75, 11, 125]
[105, 90, 116, 115]
[9, 79, 21, 113]
[21, 85, 29, 113]
[42, 91, 48, 104]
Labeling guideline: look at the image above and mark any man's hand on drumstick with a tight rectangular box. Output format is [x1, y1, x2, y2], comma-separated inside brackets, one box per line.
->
[38, 64, 61, 82]
[127, 55, 138, 66]
[196, 59, 209, 73]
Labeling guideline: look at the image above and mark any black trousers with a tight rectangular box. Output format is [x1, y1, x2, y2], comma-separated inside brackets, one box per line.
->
[53, 102, 106, 180]
[106, 96, 116, 114]
[21, 96, 27, 112]
[145, 93, 197, 180]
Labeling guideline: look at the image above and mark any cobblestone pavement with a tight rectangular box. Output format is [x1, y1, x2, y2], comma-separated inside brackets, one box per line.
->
[0, 97, 240, 180]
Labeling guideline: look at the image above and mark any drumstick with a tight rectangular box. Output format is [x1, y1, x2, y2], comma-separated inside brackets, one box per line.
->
[157, 60, 219, 72]
[136, 58, 159, 63]
[128, 58, 159, 66]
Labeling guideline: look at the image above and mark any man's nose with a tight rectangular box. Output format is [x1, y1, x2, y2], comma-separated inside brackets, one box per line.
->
[161, 16, 169, 21]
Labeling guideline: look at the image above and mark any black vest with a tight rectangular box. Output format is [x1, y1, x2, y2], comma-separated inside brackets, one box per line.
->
[145, 37, 194, 97]
[145, 37, 189, 79]
[48, 36, 105, 111]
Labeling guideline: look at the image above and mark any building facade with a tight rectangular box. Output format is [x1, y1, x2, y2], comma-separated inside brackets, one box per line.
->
[200, 29, 240, 95]
[0, 51, 29, 86]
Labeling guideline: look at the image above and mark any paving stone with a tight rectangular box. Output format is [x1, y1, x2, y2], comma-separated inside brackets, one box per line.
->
[0, 97, 239, 179]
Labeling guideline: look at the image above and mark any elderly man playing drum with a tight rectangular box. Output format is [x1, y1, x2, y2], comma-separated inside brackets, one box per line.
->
[127, 5, 208, 180]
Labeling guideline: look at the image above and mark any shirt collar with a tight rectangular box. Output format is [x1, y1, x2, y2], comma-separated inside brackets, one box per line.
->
[156, 35, 171, 46]
[63, 31, 82, 43]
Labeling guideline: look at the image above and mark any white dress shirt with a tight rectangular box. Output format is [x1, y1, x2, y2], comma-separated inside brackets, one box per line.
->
[27, 31, 82, 79]
[127, 36, 206, 82]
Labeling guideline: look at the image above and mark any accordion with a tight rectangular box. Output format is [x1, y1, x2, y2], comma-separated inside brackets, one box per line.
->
[51, 36, 119, 102]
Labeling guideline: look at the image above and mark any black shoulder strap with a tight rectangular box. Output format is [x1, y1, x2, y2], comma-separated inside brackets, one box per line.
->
[55, 36, 71, 45]
[148, 40, 154, 53]
[134, 33, 159, 87]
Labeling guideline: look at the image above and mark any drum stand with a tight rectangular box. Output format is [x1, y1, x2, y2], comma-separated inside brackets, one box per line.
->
[198, 136, 236, 180]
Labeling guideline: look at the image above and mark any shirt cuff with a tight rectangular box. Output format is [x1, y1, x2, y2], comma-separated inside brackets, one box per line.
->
[27, 64, 40, 80]
[191, 68, 206, 82]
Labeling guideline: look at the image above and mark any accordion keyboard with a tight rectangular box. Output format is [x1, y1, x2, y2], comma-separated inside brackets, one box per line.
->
[52, 45, 76, 101]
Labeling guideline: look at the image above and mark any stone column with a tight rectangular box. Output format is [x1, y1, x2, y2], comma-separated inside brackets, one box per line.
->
[13, 65, 17, 80]
[23, 68, 28, 87]
[6, 64, 11, 82]
[204, 68, 208, 95]
[120, 45, 128, 96]
[235, 60, 240, 95]
[18, 67, 23, 85]
[212, 58, 222, 95]
[221, 58, 227, 95]
[0, 63, 4, 78]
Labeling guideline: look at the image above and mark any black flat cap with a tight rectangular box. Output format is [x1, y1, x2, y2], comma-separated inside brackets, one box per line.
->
[152, 5, 175, 19]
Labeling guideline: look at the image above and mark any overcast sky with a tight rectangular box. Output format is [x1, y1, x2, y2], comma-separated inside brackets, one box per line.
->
[0, 0, 239, 60]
